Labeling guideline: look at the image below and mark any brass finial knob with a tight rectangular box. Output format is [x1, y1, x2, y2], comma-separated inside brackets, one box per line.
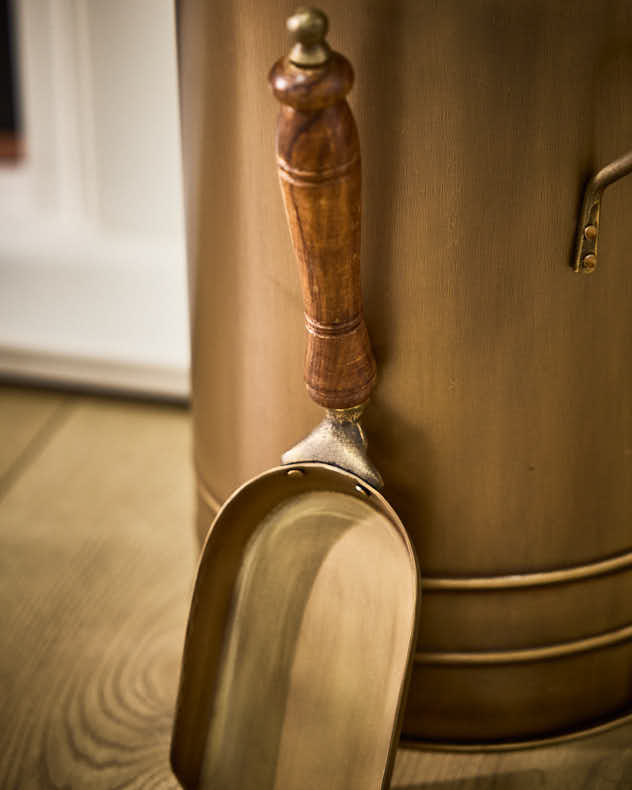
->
[287, 7, 331, 67]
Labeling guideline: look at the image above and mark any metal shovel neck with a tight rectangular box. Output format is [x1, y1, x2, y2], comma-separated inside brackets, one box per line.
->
[281, 405, 384, 490]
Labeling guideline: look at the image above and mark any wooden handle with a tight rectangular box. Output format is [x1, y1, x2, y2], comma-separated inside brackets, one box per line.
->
[269, 9, 376, 410]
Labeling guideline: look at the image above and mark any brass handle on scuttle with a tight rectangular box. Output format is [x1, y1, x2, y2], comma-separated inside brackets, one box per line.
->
[573, 148, 632, 274]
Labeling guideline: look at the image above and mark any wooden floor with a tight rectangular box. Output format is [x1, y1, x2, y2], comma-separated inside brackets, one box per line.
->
[0, 384, 630, 788]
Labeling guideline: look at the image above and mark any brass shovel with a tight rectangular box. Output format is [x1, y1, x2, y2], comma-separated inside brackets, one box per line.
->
[171, 9, 420, 789]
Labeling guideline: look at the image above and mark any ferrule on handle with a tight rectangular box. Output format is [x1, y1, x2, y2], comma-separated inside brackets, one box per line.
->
[269, 8, 376, 410]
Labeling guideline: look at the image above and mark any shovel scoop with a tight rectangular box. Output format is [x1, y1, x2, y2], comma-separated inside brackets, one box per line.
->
[170, 9, 421, 789]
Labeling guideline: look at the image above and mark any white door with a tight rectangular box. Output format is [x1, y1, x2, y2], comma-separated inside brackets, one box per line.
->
[0, 0, 189, 398]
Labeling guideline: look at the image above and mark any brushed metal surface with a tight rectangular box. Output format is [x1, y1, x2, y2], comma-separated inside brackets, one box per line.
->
[180, 0, 632, 742]
[171, 465, 419, 788]
[574, 148, 632, 272]
[201, 492, 415, 789]
[282, 406, 384, 489]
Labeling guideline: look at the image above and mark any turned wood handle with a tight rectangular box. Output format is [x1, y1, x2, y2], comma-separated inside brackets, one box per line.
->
[269, 8, 376, 410]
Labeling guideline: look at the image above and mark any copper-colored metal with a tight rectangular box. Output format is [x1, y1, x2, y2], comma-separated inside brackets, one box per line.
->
[416, 622, 632, 665]
[171, 465, 420, 789]
[181, 0, 632, 747]
[573, 147, 632, 273]
[404, 708, 632, 752]
[287, 7, 331, 66]
[422, 547, 632, 590]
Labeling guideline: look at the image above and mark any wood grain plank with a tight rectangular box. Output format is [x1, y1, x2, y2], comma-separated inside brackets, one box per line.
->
[2, 387, 632, 787]
[0, 385, 71, 486]
[0, 395, 195, 788]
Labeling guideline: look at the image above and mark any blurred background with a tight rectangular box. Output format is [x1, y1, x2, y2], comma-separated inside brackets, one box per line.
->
[0, 0, 189, 399]
[0, 3, 195, 785]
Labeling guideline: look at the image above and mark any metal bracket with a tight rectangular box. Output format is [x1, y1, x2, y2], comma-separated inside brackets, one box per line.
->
[281, 405, 384, 490]
[573, 148, 632, 274]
